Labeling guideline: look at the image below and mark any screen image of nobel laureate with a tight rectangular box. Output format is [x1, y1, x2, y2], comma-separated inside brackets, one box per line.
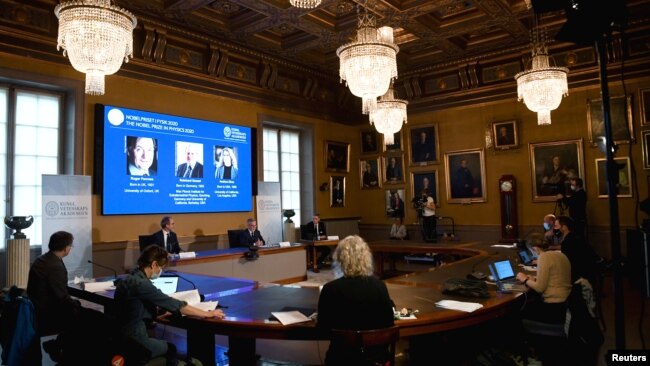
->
[176, 142, 204, 178]
[215, 146, 238, 180]
[126, 136, 158, 176]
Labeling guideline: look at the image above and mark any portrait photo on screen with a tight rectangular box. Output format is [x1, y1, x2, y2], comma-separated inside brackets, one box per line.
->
[176, 141, 204, 178]
[126, 136, 158, 176]
[214, 146, 239, 180]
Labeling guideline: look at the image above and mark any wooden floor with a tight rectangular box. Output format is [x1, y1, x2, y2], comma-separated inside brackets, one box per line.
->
[35, 261, 649, 366]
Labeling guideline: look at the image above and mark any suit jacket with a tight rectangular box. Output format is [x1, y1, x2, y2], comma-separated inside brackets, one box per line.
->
[153, 230, 181, 254]
[304, 221, 327, 240]
[239, 229, 265, 247]
[26, 251, 79, 334]
[563, 188, 587, 223]
[176, 162, 204, 178]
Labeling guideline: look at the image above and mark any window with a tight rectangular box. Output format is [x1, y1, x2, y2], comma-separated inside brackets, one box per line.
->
[1, 86, 64, 248]
[263, 128, 302, 226]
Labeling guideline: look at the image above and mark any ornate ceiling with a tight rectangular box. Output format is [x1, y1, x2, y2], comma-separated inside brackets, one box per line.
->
[1, 0, 649, 122]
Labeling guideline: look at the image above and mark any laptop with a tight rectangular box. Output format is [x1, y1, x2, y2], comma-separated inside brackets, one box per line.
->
[518, 249, 537, 266]
[151, 276, 179, 295]
[488, 259, 526, 293]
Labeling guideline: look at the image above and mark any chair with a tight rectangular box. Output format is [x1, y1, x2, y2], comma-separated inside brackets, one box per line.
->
[227, 229, 244, 248]
[300, 224, 310, 240]
[330, 326, 400, 366]
[521, 282, 603, 365]
[138, 234, 156, 252]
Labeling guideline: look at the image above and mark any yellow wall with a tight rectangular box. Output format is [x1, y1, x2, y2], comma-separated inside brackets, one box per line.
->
[356, 80, 650, 229]
[2, 52, 648, 244]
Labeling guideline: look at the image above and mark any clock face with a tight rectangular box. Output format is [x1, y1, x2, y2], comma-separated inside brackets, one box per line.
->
[500, 180, 513, 192]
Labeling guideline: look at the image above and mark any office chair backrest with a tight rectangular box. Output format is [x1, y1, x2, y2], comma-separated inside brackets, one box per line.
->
[300, 224, 309, 240]
[227, 229, 244, 248]
[138, 235, 155, 252]
[331, 326, 400, 366]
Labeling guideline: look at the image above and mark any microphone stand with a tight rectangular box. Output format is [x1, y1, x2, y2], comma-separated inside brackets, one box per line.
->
[88, 259, 118, 279]
[164, 270, 204, 301]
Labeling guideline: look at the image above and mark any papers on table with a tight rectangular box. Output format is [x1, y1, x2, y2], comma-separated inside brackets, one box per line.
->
[271, 311, 312, 325]
[83, 281, 115, 293]
[169, 289, 218, 311]
[179, 251, 197, 259]
[523, 265, 538, 272]
[435, 300, 483, 313]
[279, 241, 291, 248]
[491, 243, 517, 248]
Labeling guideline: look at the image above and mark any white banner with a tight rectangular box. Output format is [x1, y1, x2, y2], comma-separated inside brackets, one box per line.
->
[256, 182, 282, 245]
[42, 175, 92, 281]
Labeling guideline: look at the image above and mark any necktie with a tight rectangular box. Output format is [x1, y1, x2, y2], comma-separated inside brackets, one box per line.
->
[184, 165, 192, 178]
[315, 224, 319, 235]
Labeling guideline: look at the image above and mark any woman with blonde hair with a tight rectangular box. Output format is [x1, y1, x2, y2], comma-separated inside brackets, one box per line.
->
[317, 235, 394, 365]
[215, 147, 238, 179]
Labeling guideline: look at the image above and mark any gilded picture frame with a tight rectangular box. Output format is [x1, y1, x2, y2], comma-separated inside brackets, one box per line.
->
[382, 153, 405, 184]
[595, 157, 632, 198]
[330, 175, 345, 207]
[492, 120, 519, 150]
[408, 123, 440, 165]
[587, 95, 634, 145]
[444, 148, 486, 203]
[640, 88, 650, 126]
[324, 140, 350, 173]
[360, 158, 381, 189]
[410, 170, 439, 208]
[360, 129, 381, 155]
[643, 130, 650, 170]
[385, 188, 406, 218]
[529, 139, 584, 202]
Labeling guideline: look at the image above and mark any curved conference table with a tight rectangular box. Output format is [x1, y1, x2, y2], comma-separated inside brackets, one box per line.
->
[72, 240, 526, 366]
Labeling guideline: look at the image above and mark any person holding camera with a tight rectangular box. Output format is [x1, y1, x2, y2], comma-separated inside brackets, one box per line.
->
[421, 188, 437, 242]
[557, 177, 587, 238]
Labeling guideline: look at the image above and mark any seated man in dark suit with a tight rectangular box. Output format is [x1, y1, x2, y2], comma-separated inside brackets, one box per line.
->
[152, 216, 181, 254]
[239, 218, 265, 247]
[303, 213, 331, 265]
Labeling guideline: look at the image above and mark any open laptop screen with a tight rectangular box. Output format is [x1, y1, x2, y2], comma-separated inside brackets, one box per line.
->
[151, 276, 179, 295]
[491, 260, 515, 281]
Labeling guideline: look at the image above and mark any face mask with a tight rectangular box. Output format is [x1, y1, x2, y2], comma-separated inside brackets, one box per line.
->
[570, 185, 577, 191]
[151, 265, 163, 279]
[554, 229, 562, 238]
[543, 222, 551, 231]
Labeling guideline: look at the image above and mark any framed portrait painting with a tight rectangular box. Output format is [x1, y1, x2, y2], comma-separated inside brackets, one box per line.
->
[360, 158, 381, 189]
[492, 120, 519, 150]
[385, 189, 405, 218]
[587, 95, 634, 145]
[330, 176, 345, 207]
[595, 157, 632, 198]
[409, 124, 440, 165]
[411, 170, 438, 207]
[360, 130, 380, 155]
[529, 139, 584, 202]
[383, 153, 405, 184]
[383, 131, 402, 152]
[324, 140, 350, 172]
[643, 130, 650, 170]
[444, 149, 486, 203]
[641, 88, 650, 126]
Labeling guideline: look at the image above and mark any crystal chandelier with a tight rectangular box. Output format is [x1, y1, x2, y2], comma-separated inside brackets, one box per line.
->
[514, 19, 568, 125]
[289, 0, 321, 8]
[55, 0, 137, 95]
[337, 1, 399, 114]
[369, 85, 407, 146]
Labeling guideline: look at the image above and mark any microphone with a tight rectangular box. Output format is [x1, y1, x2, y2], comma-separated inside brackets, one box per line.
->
[165, 270, 204, 301]
[88, 259, 118, 279]
[467, 253, 498, 280]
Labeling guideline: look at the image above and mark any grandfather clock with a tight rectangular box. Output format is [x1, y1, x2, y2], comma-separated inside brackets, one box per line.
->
[499, 175, 518, 243]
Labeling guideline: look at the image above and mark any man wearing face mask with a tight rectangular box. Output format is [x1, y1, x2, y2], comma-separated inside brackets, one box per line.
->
[556, 177, 587, 238]
[554, 216, 599, 284]
[542, 214, 561, 250]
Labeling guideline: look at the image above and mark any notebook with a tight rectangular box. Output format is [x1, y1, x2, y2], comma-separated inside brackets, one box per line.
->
[151, 276, 179, 295]
[488, 260, 526, 293]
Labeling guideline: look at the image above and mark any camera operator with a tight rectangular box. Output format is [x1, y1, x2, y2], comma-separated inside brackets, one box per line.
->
[420, 188, 437, 242]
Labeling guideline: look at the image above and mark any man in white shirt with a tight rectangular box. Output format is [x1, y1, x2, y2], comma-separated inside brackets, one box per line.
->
[153, 216, 180, 254]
